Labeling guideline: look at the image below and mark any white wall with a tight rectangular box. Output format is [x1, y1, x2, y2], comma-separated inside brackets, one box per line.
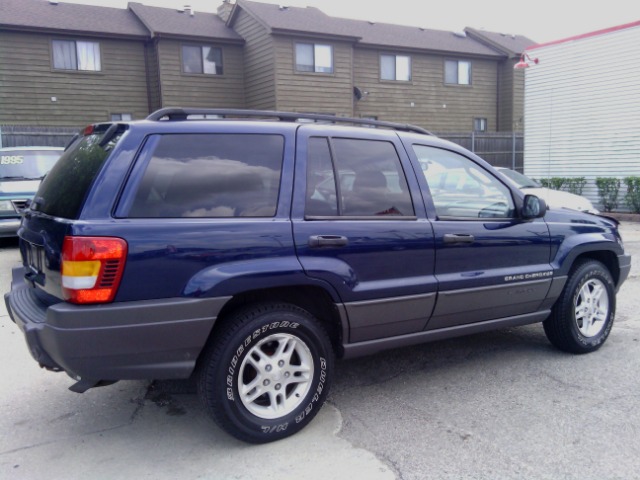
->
[523, 24, 640, 210]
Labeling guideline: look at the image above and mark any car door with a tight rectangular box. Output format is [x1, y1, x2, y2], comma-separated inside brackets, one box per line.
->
[404, 141, 553, 330]
[291, 125, 436, 343]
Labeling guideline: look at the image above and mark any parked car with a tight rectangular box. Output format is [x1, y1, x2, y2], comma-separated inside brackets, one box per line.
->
[5, 110, 630, 443]
[0, 146, 63, 237]
[496, 167, 598, 214]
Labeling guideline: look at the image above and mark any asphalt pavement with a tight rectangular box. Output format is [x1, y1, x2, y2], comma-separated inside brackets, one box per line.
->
[1, 222, 639, 480]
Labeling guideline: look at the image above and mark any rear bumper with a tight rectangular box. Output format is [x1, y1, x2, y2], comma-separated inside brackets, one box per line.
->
[5, 267, 230, 383]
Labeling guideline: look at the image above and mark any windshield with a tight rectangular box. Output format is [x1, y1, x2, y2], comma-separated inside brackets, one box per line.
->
[499, 169, 540, 188]
[0, 150, 61, 180]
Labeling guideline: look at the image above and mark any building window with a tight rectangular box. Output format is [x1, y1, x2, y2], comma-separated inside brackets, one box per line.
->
[380, 54, 411, 81]
[473, 118, 487, 132]
[182, 45, 223, 75]
[52, 40, 101, 71]
[445, 60, 471, 85]
[111, 113, 133, 121]
[295, 43, 333, 73]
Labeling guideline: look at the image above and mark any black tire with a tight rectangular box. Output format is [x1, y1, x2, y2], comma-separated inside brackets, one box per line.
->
[197, 302, 333, 443]
[543, 260, 616, 354]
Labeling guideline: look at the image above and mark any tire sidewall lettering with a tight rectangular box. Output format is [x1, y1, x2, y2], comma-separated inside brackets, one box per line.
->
[295, 357, 327, 424]
[220, 315, 326, 438]
[571, 268, 615, 347]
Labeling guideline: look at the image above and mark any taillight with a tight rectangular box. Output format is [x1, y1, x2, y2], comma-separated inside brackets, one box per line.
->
[61, 236, 127, 304]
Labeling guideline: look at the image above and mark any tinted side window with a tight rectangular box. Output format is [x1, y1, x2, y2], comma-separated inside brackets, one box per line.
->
[413, 145, 514, 219]
[332, 138, 414, 217]
[306, 137, 338, 216]
[128, 134, 284, 218]
[306, 138, 414, 217]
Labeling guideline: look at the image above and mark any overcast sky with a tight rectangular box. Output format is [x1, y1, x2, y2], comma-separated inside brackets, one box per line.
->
[59, 0, 640, 44]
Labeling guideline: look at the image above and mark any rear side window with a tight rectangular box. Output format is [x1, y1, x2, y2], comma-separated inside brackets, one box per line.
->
[32, 132, 119, 219]
[305, 137, 414, 217]
[128, 134, 284, 218]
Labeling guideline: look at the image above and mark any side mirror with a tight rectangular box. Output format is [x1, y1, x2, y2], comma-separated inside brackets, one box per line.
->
[522, 194, 547, 219]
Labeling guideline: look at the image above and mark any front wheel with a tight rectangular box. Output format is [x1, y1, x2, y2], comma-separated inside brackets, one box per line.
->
[543, 260, 616, 354]
[197, 303, 333, 443]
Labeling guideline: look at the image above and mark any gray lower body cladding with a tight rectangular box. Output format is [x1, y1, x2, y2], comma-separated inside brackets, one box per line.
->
[5, 267, 229, 382]
[6, 265, 571, 387]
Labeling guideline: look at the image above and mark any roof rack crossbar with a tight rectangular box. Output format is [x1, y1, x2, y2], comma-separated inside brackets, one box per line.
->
[146, 108, 432, 135]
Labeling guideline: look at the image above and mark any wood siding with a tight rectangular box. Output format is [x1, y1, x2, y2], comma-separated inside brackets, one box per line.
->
[523, 25, 640, 210]
[0, 31, 149, 125]
[497, 60, 525, 132]
[156, 39, 245, 109]
[497, 61, 513, 131]
[273, 37, 354, 116]
[353, 48, 498, 132]
[231, 10, 276, 110]
[511, 64, 525, 132]
[1, 12, 519, 135]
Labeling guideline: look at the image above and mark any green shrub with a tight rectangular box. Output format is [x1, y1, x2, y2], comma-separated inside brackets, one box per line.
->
[565, 177, 587, 195]
[548, 177, 566, 190]
[624, 176, 640, 213]
[538, 177, 567, 189]
[595, 178, 621, 212]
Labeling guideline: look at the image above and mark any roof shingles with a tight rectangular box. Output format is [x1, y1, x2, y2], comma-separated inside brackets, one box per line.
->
[0, 0, 532, 56]
[0, 0, 243, 42]
[464, 28, 537, 56]
[129, 3, 243, 42]
[235, 0, 503, 57]
[337, 19, 503, 56]
[0, 0, 148, 38]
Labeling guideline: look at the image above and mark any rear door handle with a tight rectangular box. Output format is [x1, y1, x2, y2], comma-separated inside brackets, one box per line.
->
[308, 235, 349, 248]
[443, 234, 475, 244]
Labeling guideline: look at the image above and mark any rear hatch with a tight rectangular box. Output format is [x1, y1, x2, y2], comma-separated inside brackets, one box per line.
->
[19, 124, 126, 301]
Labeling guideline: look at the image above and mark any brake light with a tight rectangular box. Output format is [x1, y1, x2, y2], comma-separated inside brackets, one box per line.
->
[61, 236, 127, 304]
[83, 125, 95, 136]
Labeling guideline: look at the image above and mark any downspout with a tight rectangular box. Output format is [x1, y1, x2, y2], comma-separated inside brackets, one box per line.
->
[495, 59, 501, 132]
[143, 40, 153, 114]
[155, 38, 163, 108]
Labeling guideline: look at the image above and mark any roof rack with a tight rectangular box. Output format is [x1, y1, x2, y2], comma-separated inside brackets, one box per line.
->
[146, 108, 432, 135]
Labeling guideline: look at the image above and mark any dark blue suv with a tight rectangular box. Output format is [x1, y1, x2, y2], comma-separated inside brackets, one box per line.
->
[5, 109, 631, 443]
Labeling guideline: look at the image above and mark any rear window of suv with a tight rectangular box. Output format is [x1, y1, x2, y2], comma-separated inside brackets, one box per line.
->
[127, 134, 284, 218]
[31, 129, 122, 219]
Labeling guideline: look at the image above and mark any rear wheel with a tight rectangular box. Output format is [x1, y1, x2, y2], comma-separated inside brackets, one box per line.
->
[197, 303, 333, 443]
[543, 260, 615, 354]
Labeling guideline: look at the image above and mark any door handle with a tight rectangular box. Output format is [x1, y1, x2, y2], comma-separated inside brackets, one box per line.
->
[443, 234, 475, 244]
[308, 235, 349, 248]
